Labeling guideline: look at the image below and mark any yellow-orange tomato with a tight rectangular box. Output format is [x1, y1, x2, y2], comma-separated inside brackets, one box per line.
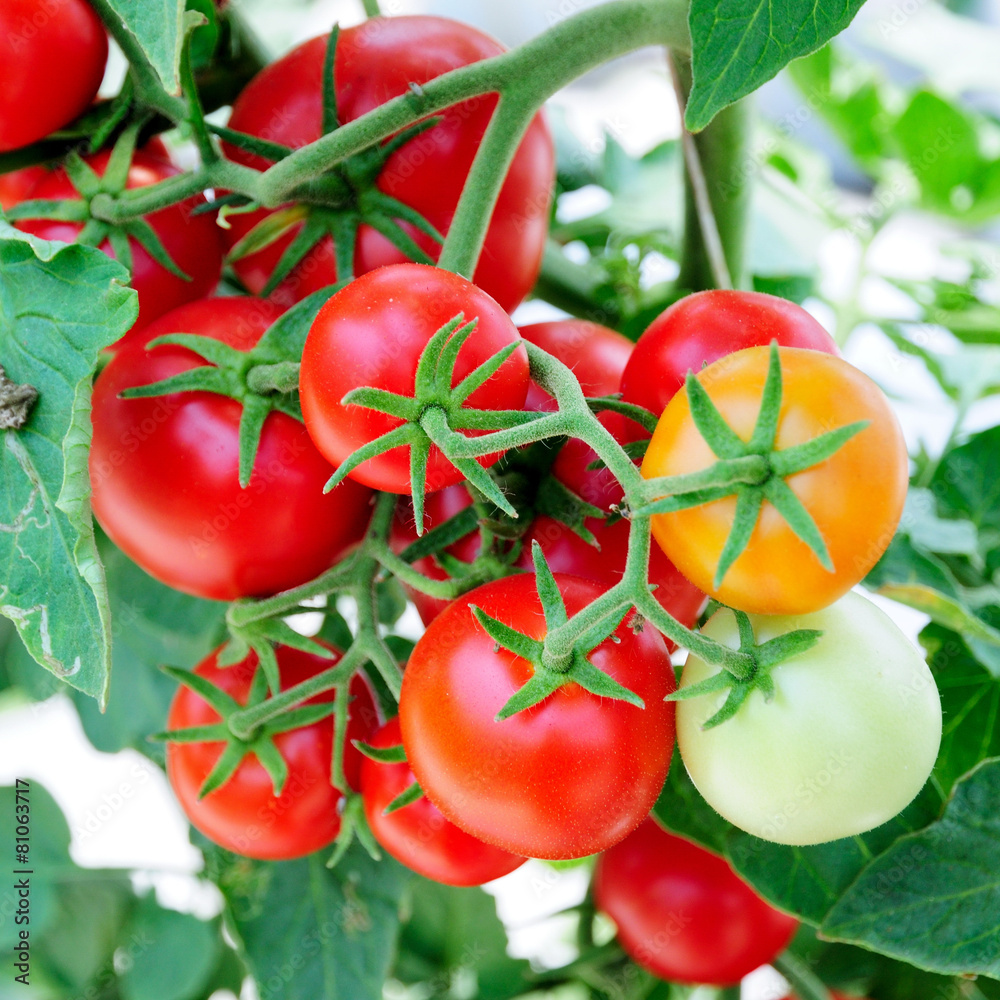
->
[640, 346, 907, 615]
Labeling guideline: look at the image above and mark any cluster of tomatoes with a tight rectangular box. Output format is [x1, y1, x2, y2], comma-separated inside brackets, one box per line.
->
[3, 1, 940, 991]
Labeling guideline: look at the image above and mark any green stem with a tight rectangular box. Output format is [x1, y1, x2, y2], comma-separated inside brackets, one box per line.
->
[371, 542, 466, 598]
[254, 0, 688, 207]
[772, 953, 833, 1000]
[246, 362, 301, 395]
[228, 645, 365, 739]
[360, 0, 381, 16]
[90, 172, 213, 223]
[671, 54, 752, 291]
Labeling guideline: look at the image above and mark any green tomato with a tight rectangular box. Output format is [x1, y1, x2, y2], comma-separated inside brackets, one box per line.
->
[677, 591, 942, 845]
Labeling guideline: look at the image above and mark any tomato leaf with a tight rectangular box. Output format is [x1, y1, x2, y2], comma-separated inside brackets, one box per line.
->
[822, 757, 1000, 977]
[212, 841, 411, 1000]
[0, 224, 137, 706]
[101, 0, 189, 95]
[685, 0, 867, 132]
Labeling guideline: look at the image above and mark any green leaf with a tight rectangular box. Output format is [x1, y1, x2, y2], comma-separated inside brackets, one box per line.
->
[71, 533, 226, 762]
[118, 894, 221, 1000]
[215, 841, 411, 1000]
[102, 0, 189, 95]
[822, 757, 1000, 977]
[685, 0, 867, 132]
[879, 583, 1000, 650]
[393, 879, 530, 997]
[922, 624, 1000, 791]
[932, 426, 1000, 534]
[0, 224, 137, 706]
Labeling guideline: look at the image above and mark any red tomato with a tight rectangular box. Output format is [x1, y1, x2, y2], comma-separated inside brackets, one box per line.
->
[518, 515, 704, 648]
[519, 319, 634, 412]
[390, 486, 484, 626]
[300, 263, 529, 494]
[360, 717, 525, 886]
[15, 148, 223, 329]
[620, 290, 838, 426]
[90, 297, 373, 601]
[594, 819, 799, 986]
[167, 641, 379, 860]
[399, 574, 675, 860]
[222, 17, 553, 312]
[0, 165, 49, 210]
[0, 0, 108, 152]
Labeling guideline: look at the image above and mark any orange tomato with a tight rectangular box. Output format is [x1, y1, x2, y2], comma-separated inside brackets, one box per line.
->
[640, 346, 907, 615]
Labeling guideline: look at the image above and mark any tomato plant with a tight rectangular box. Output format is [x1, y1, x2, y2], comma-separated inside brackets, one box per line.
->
[594, 818, 799, 985]
[221, 16, 553, 313]
[399, 573, 675, 860]
[167, 641, 378, 860]
[360, 717, 525, 886]
[642, 345, 909, 615]
[0, 0, 107, 152]
[3, 0, 996, 996]
[300, 263, 529, 494]
[90, 296, 373, 600]
[676, 592, 942, 845]
[15, 148, 223, 330]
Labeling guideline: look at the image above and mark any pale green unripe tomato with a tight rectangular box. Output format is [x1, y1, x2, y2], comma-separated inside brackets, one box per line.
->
[677, 591, 942, 846]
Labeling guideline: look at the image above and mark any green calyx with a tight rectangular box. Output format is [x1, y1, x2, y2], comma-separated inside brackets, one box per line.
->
[215, 26, 444, 291]
[352, 740, 425, 815]
[5, 124, 191, 283]
[326, 310, 546, 530]
[473, 542, 644, 722]
[636, 342, 869, 588]
[118, 286, 338, 489]
[152, 661, 340, 798]
[667, 604, 822, 729]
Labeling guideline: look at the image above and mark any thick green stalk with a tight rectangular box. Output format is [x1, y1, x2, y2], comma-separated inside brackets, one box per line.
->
[672, 55, 752, 291]
[254, 0, 689, 207]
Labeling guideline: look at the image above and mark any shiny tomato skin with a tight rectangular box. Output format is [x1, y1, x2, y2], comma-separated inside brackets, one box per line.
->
[519, 515, 704, 649]
[519, 320, 634, 412]
[89, 297, 373, 601]
[167, 642, 379, 860]
[677, 595, 942, 845]
[594, 819, 799, 986]
[361, 717, 526, 886]
[15, 149, 223, 329]
[641, 346, 908, 615]
[0, 0, 108, 152]
[223, 17, 553, 312]
[300, 263, 529, 494]
[399, 573, 676, 860]
[390, 486, 484, 626]
[621, 290, 838, 425]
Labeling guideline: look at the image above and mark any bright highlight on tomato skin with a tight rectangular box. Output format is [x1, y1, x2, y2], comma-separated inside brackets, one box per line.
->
[676, 592, 942, 846]
[594, 818, 800, 986]
[398, 573, 676, 861]
[300, 263, 529, 495]
[641, 345, 909, 616]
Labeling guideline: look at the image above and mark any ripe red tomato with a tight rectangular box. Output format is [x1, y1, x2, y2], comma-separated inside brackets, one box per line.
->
[519, 319, 634, 411]
[641, 346, 908, 615]
[594, 819, 799, 986]
[221, 16, 553, 312]
[15, 148, 223, 329]
[399, 573, 675, 860]
[518, 515, 704, 648]
[360, 717, 525, 886]
[620, 290, 838, 425]
[300, 263, 529, 494]
[0, 165, 49, 210]
[167, 641, 379, 860]
[0, 0, 108, 152]
[390, 486, 484, 626]
[90, 296, 373, 601]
